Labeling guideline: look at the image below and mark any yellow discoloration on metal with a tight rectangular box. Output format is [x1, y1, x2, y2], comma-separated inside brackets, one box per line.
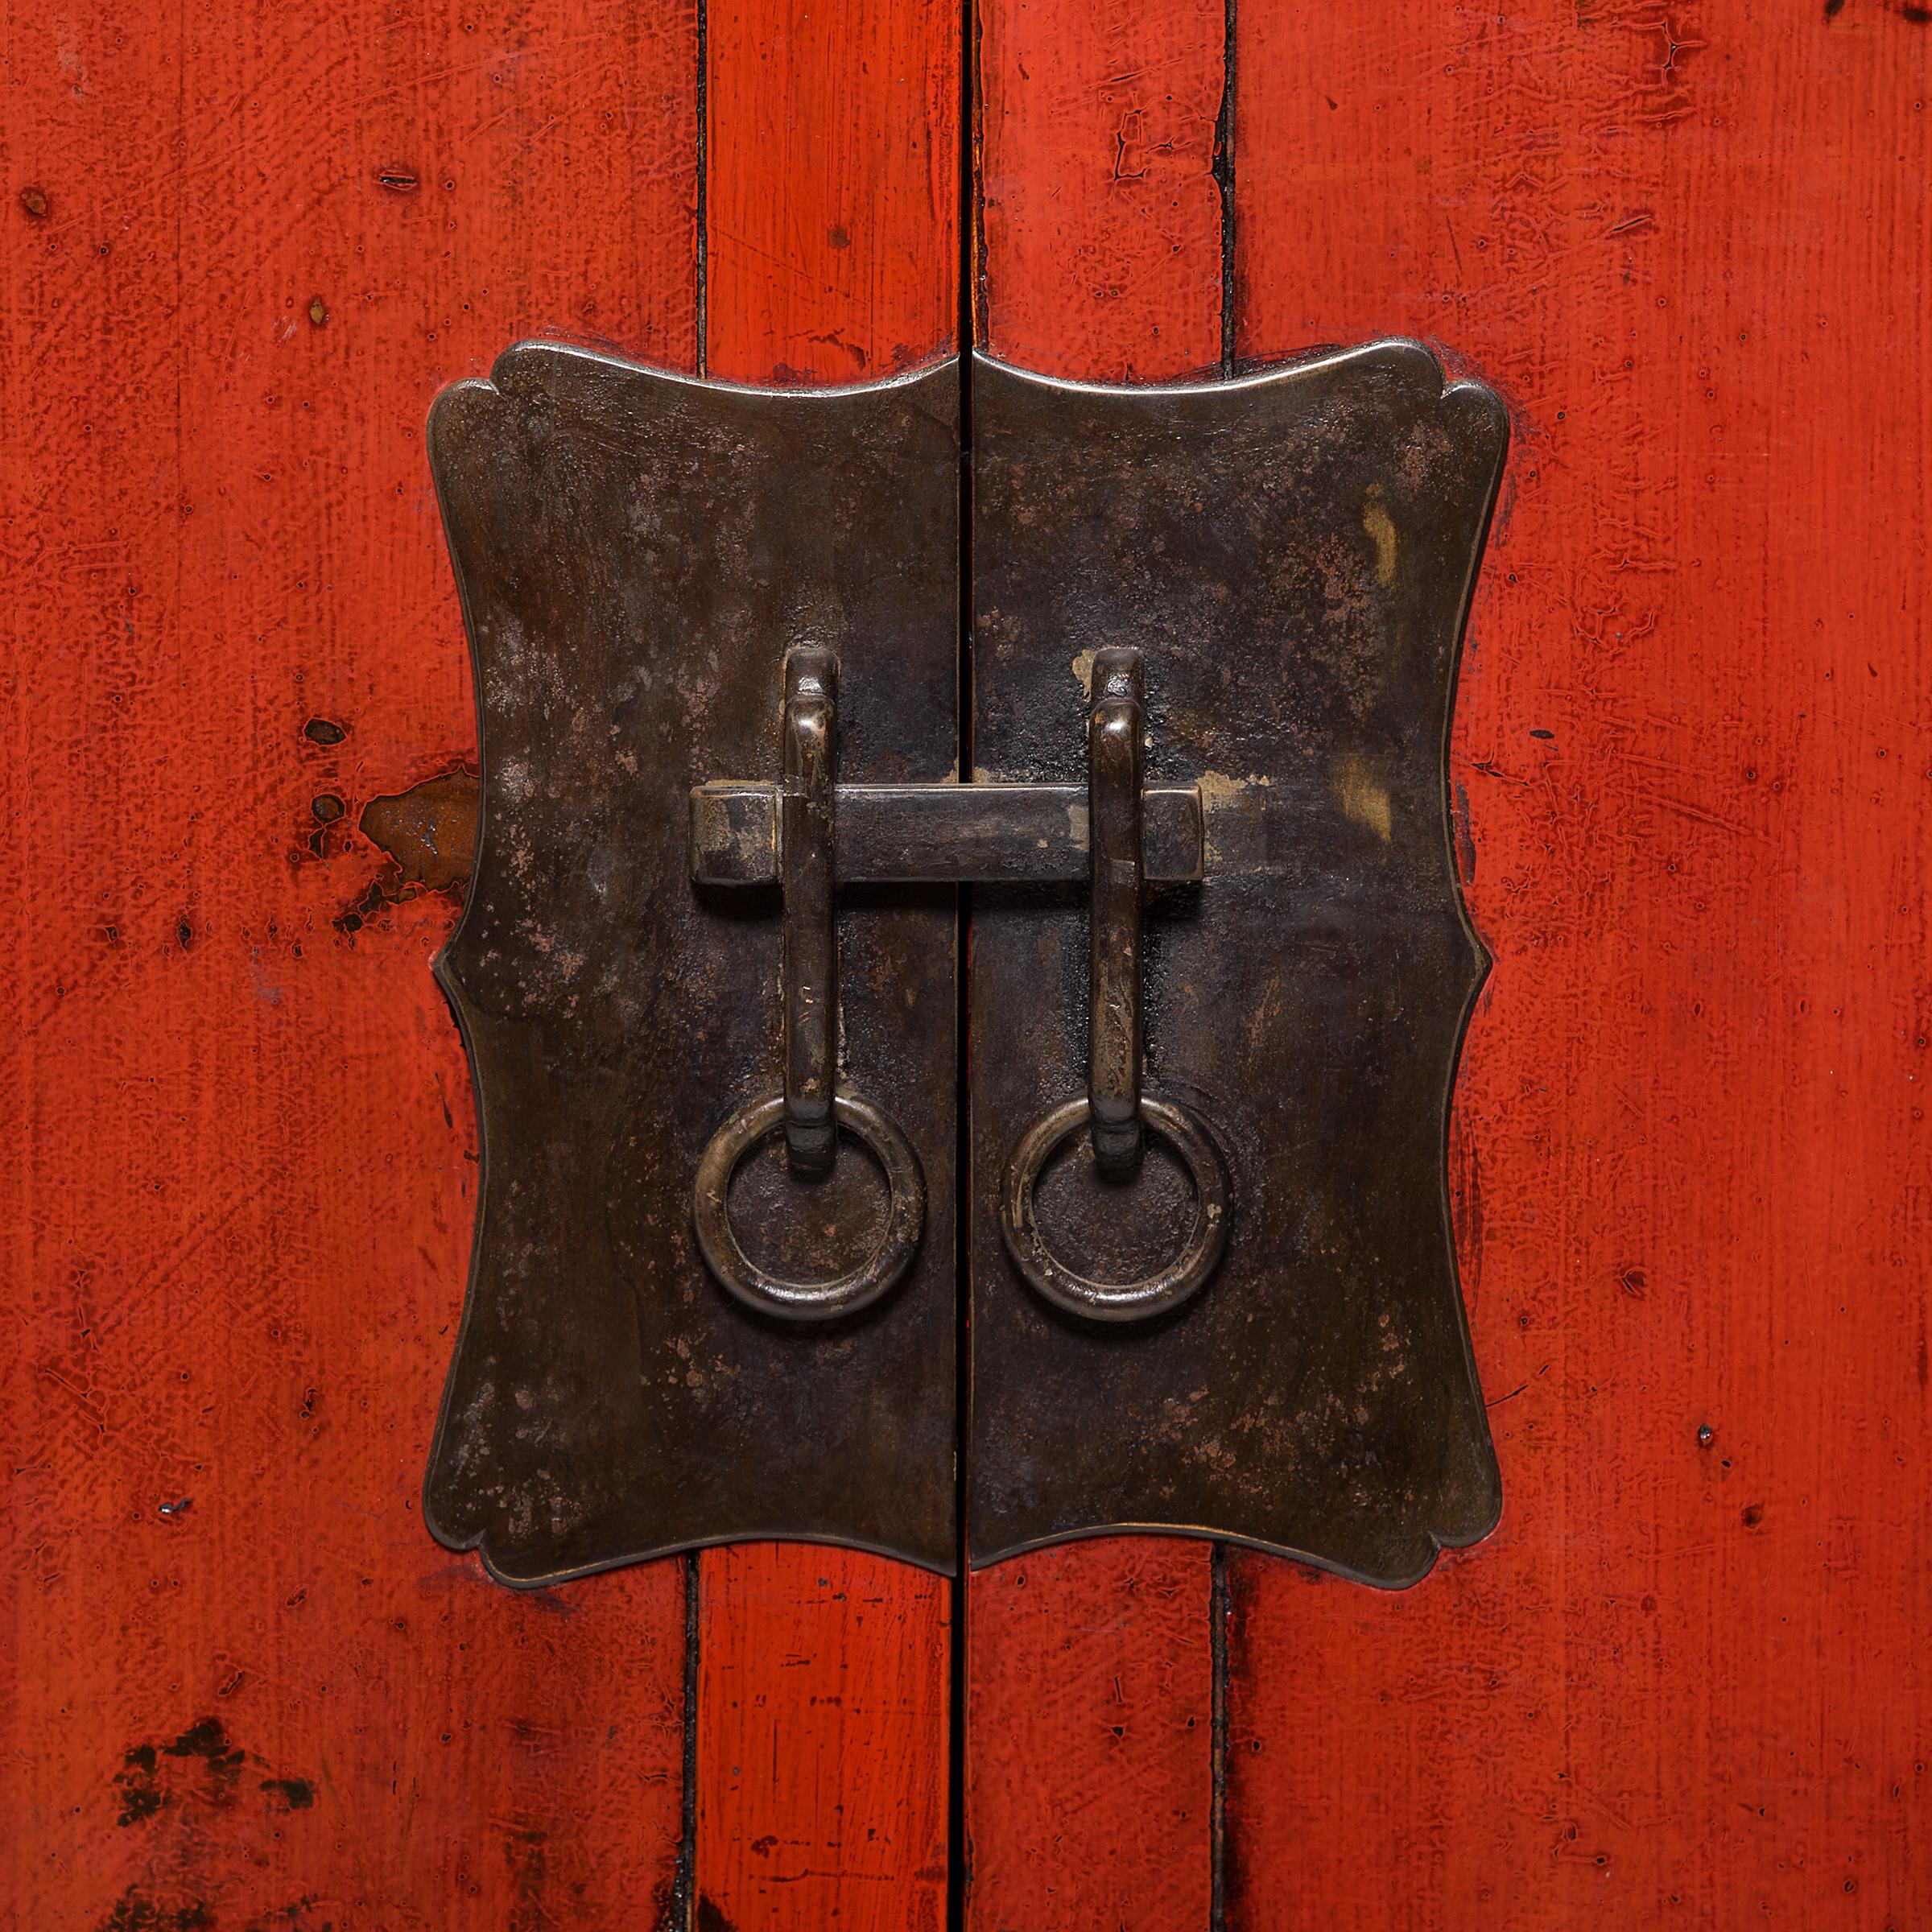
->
[1362, 484, 1397, 588]
[1335, 751, 1393, 841]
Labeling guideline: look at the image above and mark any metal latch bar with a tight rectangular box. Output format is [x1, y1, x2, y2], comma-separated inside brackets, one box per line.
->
[690, 778, 1206, 885]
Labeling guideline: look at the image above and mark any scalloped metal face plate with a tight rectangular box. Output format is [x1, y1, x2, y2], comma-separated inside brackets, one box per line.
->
[420, 341, 1506, 1587]
[966, 348, 1506, 1581]
[423, 349, 960, 1582]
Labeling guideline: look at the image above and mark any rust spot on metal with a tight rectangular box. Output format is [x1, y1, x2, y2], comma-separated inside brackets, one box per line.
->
[19, 185, 50, 219]
[307, 296, 328, 327]
[1334, 750, 1393, 842]
[302, 716, 347, 745]
[1361, 483, 1398, 586]
[310, 793, 344, 824]
[260, 1776, 316, 1811]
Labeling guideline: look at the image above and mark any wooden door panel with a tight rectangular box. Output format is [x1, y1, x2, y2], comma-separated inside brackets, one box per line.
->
[2, 2, 960, 1926]
[974, 0, 1226, 381]
[965, 0, 1932, 1926]
[0, 6, 698, 1926]
[1225, 1, 1932, 1924]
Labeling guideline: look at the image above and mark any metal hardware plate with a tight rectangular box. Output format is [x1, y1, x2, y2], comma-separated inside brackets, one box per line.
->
[422, 337, 1508, 1588]
[967, 346, 1507, 1583]
[423, 346, 960, 1581]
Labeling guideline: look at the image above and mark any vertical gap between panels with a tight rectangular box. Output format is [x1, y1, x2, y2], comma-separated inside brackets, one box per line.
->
[1212, 3, 1236, 1924]
[1215, 0, 1237, 379]
[674, 7, 709, 1924]
[948, 0, 980, 1926]
[1209, 1542, 1231, 1930]
[665, 1554, 702, 1930]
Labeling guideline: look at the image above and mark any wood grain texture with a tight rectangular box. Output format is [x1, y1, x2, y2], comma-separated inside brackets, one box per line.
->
[696, 1, 958, 1924]
[1227, 1, 1932, 1925]
[707, 0, 960, 384]
[976, 0, 1225, 382]
[968, 0, 1224, 1922]
[0, 4, 698, 1927]
[696, 1546, 952, 1930]
[965, 1542, 1214, 1930]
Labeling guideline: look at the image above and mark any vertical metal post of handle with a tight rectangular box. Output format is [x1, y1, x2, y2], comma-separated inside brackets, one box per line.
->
[692, 644, 927, 1320]
[782, 646, 838, 1176]
[1088, 647, 1145, 1178]
[998, 642, 1228, 1320]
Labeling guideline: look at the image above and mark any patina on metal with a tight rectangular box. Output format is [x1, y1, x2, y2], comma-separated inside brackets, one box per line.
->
[689, 781, 1205, 884]
[423, 344, 960, 1582]
[967, 345, 1508, 1584]
[1085, 648, 1147, 1176]
[422, 335, 1509, 1590]
[994, 644, 1232, 1322]
[691, 646, 928, 1321]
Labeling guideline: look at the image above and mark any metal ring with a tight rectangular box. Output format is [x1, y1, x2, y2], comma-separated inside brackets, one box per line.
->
[693, 1085, 925, 1321]
[1001, 1095, 1230, 1323]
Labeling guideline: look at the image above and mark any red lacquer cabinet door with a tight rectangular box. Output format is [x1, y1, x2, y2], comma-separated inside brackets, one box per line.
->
[4, 2, 1930, 1930]
[968, 2, 1932, 1927]
[2, 4, 953, 1927]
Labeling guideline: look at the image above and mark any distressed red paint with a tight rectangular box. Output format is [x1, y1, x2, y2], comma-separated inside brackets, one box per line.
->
[0, 3, 698, 1923]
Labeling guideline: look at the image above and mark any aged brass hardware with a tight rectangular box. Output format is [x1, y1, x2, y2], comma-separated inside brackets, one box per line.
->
[688, 779, 1205, 883]
[691, 641, 1228, 1323]
[996, 646, 1230, 1321]
[423, 350, 960, 1582]
[965, 348, 1506, 1583]
[423, 338, 1509, 1587]
[691, 646, 929, 1321]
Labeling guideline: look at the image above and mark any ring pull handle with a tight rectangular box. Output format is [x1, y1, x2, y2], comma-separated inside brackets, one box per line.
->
[693, 646, 926, 1319]
[695, 1085, 926, 1321]
[1000, 646, 1232, 1320]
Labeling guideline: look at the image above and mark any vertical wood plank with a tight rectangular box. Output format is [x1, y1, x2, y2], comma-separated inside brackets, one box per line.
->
[969, 0, 1225, 1924]
[0, 5, 698, 1926]
[1226, 1, 1932, 1925]
[697, 1547, 952, 1927]
[697, 1, 958, 1926]
[976, 0, 1225, 382]
[966, 1542, 1215, 1930]
[708, 0, 960, 386]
